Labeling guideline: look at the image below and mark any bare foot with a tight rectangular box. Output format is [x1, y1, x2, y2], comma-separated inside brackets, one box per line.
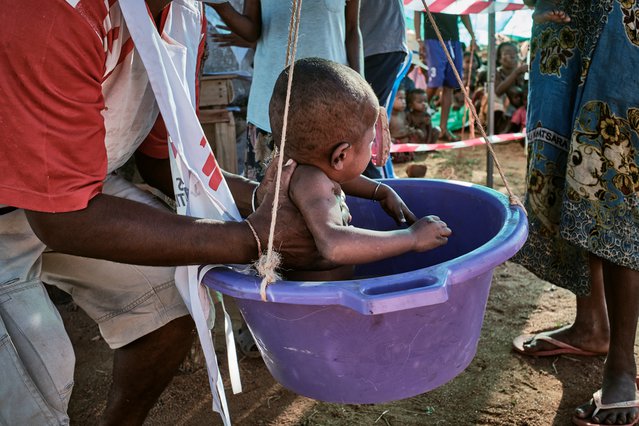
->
[533, 9, 570, 24]
[518, 324, 609, 356]
[574, 372, 639, 425]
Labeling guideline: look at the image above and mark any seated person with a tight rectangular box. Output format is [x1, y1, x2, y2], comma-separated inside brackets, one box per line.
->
[462, 50, 481, 93]
[389, 89, 420, 162]
[493, 41, 528, 133]
[266, 58, 452, 280]
[406, 88, 440, 144]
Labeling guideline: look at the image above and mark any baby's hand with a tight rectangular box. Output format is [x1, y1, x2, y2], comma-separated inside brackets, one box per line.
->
[374, 184, 418, 225]
[409, 215, 452, 251]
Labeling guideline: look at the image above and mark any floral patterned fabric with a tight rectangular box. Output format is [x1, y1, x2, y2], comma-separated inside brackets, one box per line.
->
[513, 0, 639, 296]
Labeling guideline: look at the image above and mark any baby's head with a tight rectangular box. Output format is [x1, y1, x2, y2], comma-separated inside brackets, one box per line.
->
[407, 89, 427, 113]
[392, 89, 406, 112]
[269, 58, 379, 181]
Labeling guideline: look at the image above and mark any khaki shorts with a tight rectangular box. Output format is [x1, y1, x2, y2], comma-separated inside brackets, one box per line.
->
[0, 174, 188, 425]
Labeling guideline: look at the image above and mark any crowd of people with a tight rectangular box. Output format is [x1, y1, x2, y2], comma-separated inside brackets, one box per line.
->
[392, 37, 530, 153]
[1, 1, 637, 426]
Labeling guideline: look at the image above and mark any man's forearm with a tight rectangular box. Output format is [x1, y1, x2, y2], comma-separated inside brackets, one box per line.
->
[346, 29, 364, 74]
[209, 1, 261, 42]
[345, 0, 363, 74]
[460, 15, 475, 40]
[25, 193, 257, 266]
[223, 170, 258, 217]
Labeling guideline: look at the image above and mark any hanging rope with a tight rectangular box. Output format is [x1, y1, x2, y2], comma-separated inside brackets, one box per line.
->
[256, 0, 303, 301]
[420, 1, 525, 211]
[461, 41, 475, 140]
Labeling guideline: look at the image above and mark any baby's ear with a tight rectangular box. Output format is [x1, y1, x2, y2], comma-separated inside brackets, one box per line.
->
[330, 142, 351, 171]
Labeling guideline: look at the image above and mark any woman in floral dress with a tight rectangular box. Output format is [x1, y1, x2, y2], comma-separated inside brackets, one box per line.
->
[513, 1, 639, 424]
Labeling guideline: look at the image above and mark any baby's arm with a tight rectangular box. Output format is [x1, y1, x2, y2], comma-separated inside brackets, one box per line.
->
[291, 167, 451, 266]
[341, 176, 418, 224]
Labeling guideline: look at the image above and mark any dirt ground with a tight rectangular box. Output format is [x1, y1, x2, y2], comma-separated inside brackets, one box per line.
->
[62, 142, 628, 425]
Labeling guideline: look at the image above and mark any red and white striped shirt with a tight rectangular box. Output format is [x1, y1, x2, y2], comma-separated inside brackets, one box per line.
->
[0, 0, 206, 212]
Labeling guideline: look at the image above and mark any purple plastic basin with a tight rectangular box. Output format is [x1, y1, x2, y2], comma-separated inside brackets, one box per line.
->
[203, 179, 528, 404]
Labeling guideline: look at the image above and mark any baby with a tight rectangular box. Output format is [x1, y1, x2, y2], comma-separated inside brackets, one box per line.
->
[389, 89, 423, 144]
[267, 58, 451, 280]
[389, 89, 418, 163]
[406, 89, 440, 144]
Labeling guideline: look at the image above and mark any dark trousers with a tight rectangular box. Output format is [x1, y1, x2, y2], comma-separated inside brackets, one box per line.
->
[362, 51, 406, 179]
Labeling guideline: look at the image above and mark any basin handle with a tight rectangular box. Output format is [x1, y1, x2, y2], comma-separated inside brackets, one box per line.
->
[342, 269, 450, 315]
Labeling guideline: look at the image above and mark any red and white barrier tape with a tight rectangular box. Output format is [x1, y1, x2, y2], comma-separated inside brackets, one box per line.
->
[403, 0, 528, 14]
[390, 132, 524, 153]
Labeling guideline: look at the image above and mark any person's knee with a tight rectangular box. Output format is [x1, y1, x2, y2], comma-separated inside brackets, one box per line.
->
[142, 314, 194, 348]
[0, 282, 75, 424]
[0, 332, 74, 425]
[170, 314, 195, 339]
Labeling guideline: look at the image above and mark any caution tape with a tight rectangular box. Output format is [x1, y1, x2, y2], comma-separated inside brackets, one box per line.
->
[390, 132, 524, 153]
[403, 0, 528, 14]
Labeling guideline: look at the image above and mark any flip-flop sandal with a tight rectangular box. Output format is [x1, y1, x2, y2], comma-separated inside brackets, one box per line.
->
[512, 333, 606, 357]
[234, 325, 261, 359]
[572, 389, 639, 426]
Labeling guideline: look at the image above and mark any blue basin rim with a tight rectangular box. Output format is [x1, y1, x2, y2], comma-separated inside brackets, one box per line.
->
[203, 179, 529, 315]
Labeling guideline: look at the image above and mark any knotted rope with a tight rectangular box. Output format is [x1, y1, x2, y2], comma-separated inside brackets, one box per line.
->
[256, 0, 303, 301]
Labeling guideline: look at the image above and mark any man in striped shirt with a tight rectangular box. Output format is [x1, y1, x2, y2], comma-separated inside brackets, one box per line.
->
[0, 1, 312, 423]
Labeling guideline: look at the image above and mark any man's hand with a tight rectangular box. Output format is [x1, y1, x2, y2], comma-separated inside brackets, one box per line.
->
[247, 158, 330, 270]
[469, 37, 479, 53]
[211, 25, 256, 49]
[419, 41, 427, 62]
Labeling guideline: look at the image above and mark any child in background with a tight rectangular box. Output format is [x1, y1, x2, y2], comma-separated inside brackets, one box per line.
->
[509, 89, 527, 132]
[406, 89, 440, 144]
[265, 58, 451, 280]
[493, 41, 528, 133]
[389, 89, 419, 162]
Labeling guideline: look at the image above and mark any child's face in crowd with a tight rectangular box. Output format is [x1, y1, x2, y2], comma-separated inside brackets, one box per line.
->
[463, 59, 470, 78]
[393, 90, 406, 112]
[410, 93, 427, 113]
[463, 55, 476, 78]
[499, 45, 518, 68]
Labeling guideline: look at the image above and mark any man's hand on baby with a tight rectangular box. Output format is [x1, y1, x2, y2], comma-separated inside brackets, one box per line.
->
[248, 157, 318, 263]
[409, 215, 452, 251]
[375, 184, 418, 225]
